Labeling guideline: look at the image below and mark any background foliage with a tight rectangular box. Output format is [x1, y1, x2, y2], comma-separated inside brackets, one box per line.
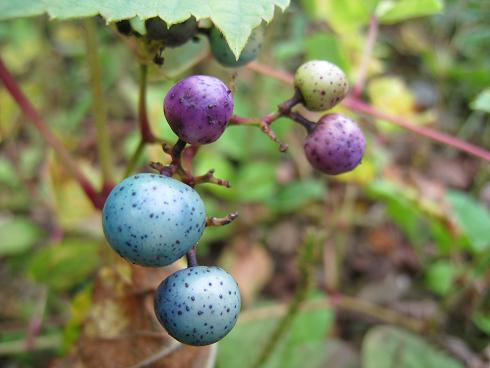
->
[1, 0, 490, 367]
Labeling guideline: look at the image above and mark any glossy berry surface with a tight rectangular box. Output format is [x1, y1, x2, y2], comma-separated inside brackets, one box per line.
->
[304, 114, 365, 175]
[154, 266, 241, 346]
[294, 60, 349, 111]
[145, 17, 197, 46]
[209, 27, 263, 67]
[102, 173, 206, 267]
[164, 75, 234, 145]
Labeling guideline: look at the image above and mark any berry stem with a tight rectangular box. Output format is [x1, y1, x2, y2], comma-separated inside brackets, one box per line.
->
[0, 57, 106, 209]
[205, 212, 239, 227]
[82, 18, 115, 189]
[352, 15, 378, 98]
[247, 61, 490, 163]
[230, 91, 303, 151]
[186, 246, 199, 267]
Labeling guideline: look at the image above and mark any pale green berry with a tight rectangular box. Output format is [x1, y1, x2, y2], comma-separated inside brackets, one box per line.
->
[294, 60, 349, 111]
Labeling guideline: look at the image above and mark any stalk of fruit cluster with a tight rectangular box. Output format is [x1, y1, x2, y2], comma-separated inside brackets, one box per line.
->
[247, 61, 490, 163]
[0, 57, 106, 209]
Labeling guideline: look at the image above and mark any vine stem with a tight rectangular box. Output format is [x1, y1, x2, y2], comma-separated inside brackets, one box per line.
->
[0, 58, 105, 209]
[246, 62, 490, 162]
[343, 97, 490, 162]
[352, 16, 378, 98]
[82, 18, 115, 187]
[138, 64, 157, 143]
[251, 231, 318, 368]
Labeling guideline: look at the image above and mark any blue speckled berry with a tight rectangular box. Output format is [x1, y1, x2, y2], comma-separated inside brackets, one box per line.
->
[154, 266, 241, 346]
[102, 174, 206, 267]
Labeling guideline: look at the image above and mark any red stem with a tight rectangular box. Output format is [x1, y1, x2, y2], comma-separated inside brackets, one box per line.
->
[343, 97, 490, 162]
[247, 61, 490, 163]
[352, 16, 378, 98]
[0, 58, 106, 209]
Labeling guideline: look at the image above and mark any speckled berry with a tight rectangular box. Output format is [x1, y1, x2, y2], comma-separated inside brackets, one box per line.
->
[209, 27, 263, 67]
[294, 60, 349, 111]
[164, 75, 234, 145]
[154, 266, 241, 346]
[304, 113, 365, 175]
[145, 17, 197, 46]
[102, 174, 206, 267]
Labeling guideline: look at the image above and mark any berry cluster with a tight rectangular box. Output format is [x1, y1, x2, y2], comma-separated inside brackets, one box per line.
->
[114, 16, 263, 68]
[294, 60, 365, 175]
[102, 59, 365, 346]
[103, 75, 240, 346]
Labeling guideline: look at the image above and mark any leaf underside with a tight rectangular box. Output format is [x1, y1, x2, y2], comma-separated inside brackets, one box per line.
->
[0, 0, 290, 57]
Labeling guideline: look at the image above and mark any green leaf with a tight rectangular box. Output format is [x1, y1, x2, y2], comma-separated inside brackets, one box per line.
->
[425, 260, 456, 296]
[363, 326, 463, 368]
[447, 190, 490, 253]
[272, 180, 326, 213]
[0, 0, 290, 59]
[305, 33, 351, 74]
[0, 217, 44, 256]
[26, 238, 101, 291]
[0, 0, 45, 20]
[472, 310, 490, 335]
[318, 0, 379, 32]
[471, 88, 490, 113]
[218, 298, 334, 368]
[377, 0, 444, 24]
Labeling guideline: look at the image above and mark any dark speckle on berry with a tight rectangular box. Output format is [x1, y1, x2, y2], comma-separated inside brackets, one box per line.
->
[154, 266, 241, 346]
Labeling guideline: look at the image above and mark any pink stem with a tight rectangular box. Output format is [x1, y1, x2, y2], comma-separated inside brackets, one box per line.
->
[0, 58, 106, 209]
[247, 61, 490, 163]
[352, 16, 378, 98]
[343, 97, 490, 162]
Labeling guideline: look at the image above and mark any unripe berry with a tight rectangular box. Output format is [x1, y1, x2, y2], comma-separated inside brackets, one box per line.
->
[154, 266, 241, 346]
[164, 75, 234, 145]
[102, 174, 206, 267]
[145, 17, 197, 47]
[209, 27, 263, 67]
[304, 114, 365, 175]
[294, 60, 349, 111]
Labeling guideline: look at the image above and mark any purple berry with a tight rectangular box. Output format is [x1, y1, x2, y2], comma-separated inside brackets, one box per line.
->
[164, 75, 234, 145]
[304, 114, 365, 175]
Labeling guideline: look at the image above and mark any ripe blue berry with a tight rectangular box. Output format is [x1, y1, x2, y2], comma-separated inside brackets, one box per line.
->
[154, 266, 241, 346]
[145, 17, 197, 46]
[304, 114, 365, 175]
[102, 174, 206, 267]
[209, 27, 263, 67]
[294, 60, 349, 111]
[164, 75, 234, 145]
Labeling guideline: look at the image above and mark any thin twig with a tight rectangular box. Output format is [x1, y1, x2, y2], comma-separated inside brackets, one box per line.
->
[128, 340, 182, 368]
[230, 91, 303, 151]
[343, 97, 490, 162]
[124, 139, 146, 177]
[206, 212, 239, 227]
[82, 18, 115, 187]
[251, 230, 318, 368]
[0, 58, 105, 209]
[248, 61, 490, 162]
[138, 64, 157, 143]
[352, 16, 379, 98]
